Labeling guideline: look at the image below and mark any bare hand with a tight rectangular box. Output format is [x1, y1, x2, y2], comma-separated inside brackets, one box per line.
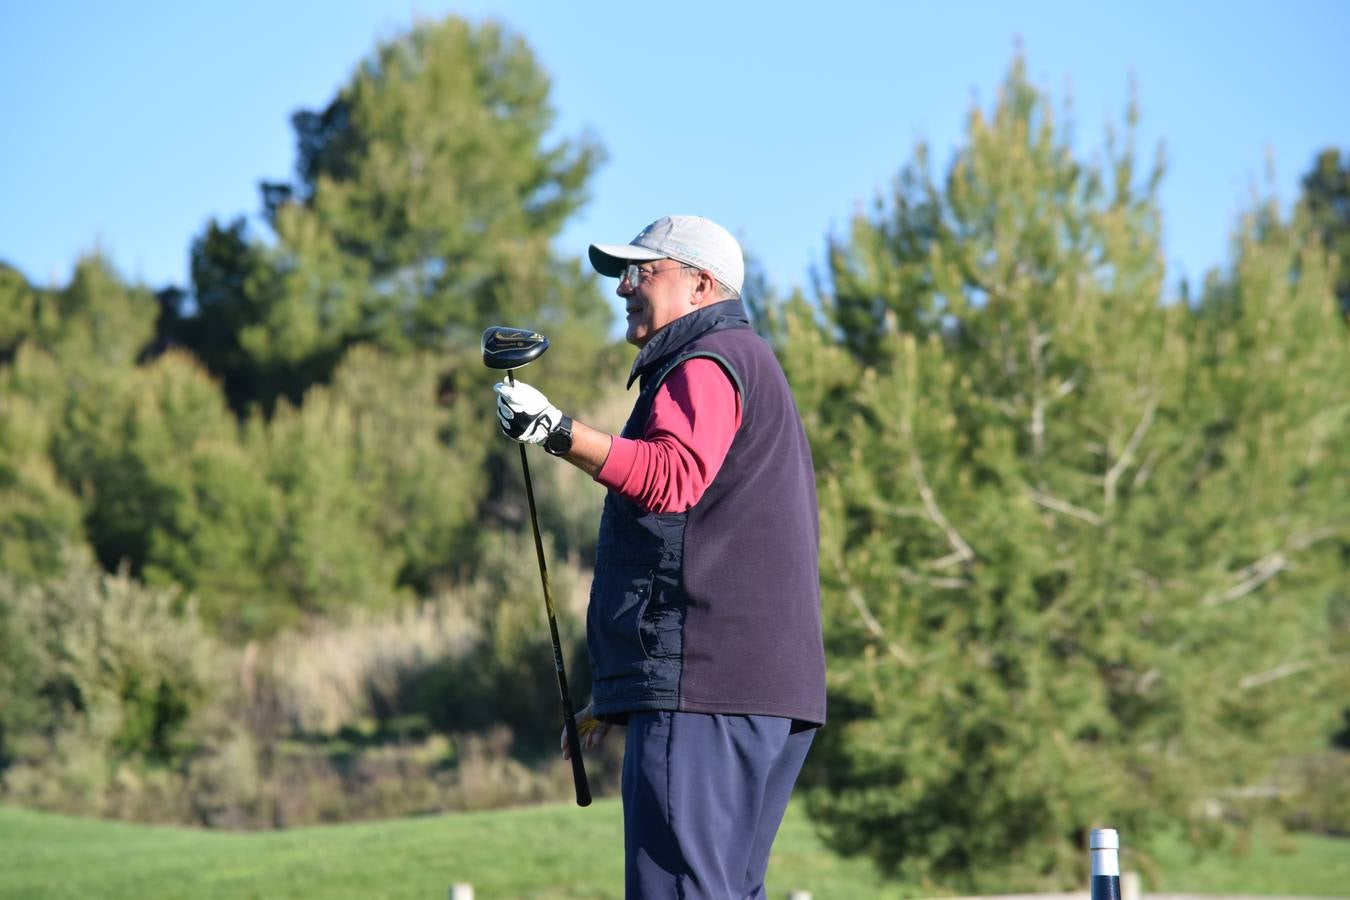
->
[563, 704, 621, 759]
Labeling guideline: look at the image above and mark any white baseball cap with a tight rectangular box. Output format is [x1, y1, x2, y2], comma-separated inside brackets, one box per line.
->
[589, 215, 744, 297]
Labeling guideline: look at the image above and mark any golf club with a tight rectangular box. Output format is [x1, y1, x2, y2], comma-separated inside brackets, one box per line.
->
[481, 326, 591, 808]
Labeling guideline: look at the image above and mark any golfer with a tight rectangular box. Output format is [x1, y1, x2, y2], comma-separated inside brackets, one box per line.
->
[493, 215, 826, 899]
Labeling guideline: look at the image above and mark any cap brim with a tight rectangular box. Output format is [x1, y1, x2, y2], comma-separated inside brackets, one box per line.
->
[588, 242, 665, 277]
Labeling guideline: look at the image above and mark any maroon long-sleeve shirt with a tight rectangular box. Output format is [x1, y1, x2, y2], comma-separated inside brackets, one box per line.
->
[595, 358, 742, 514]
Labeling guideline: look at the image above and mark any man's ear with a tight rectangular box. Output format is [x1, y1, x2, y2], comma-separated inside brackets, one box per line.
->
[692, 269, 716, 304]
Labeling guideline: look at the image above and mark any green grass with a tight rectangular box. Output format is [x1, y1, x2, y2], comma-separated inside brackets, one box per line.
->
[1, 800, 1346, 899]
[1143, 826, 1350, 897]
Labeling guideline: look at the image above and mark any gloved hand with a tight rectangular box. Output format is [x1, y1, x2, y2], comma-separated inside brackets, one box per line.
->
[494, 379, 562, 445]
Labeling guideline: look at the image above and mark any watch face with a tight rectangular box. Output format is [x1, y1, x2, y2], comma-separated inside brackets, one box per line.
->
[546, 420, 573, 455]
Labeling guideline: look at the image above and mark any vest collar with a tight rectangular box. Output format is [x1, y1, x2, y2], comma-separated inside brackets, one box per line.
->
[626, 300, 751, 389]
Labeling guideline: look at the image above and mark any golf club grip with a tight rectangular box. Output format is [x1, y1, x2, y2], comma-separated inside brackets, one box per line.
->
[552, 630, 592, 807]
[540, 572, 590, 807]
[565, 714, 591, 806]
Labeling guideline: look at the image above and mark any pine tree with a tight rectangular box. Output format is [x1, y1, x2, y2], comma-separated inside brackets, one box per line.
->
[785, 58, 1349, 891]
[0, 264, 33, 361]
[0, 374, 85, 581]
[1298, 147, 1350, 318]
[171, 16, 612, 414]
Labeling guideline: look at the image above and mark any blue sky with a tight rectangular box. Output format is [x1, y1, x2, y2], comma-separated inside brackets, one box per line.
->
[2, 1, 1346, 321]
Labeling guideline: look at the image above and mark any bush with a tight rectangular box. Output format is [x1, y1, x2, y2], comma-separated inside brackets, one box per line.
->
[258, 594, 480, 736]
[255, 544, 593, 755]
[402, 532, 593, 755]
[0, 546, 615, 828]
[0, 555, 224, 817]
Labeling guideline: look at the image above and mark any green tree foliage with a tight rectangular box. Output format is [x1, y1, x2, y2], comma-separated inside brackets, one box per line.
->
[1, 261, 449, 637]
[0, 16, 619, 638]
[0, 264, 34, 360]
[0, 13, 625, 822]
[1298, 147, 1350, 318]
[1299, 150, 1350, 751]
[237, 345, 488, 631]
[50, 339, 501, 639]
[786, 59, 1349, 891]
[0, 269, 87, 581]
[167, 16, 611, 414]
[0, 383, 85, 582]
[152, 13, 621, 607]
[112, 353, 282, 632]
[0, 255, 164, 581]
[281, 19, 599, 328]
[41, 347, 286, 635]
[30, 255, 158, 370]
[161, 217, 353, 414]
[324, 344, 491, 588]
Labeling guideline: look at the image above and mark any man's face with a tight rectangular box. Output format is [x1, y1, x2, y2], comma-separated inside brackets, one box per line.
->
[617, 260, 699, 347]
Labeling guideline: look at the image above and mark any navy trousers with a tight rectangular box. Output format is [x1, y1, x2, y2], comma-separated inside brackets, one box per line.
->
[622, 711, 815, 899]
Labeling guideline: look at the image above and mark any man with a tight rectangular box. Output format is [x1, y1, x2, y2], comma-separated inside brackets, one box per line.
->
[493, 215, 825, 899]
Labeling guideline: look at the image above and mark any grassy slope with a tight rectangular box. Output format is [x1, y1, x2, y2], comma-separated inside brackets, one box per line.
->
[1, 800, 1346, 899]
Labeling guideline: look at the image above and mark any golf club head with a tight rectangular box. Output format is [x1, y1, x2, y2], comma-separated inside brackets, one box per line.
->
[482, 326, 549, 372]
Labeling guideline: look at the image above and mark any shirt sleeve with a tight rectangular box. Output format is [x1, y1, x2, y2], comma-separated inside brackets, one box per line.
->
[596, 357, 743, 513]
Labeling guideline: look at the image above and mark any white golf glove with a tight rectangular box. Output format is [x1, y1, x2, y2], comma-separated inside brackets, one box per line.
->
[494, 380, 562, 445]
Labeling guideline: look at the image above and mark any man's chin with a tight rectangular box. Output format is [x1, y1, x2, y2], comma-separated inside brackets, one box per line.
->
[625, 323, 650, 348]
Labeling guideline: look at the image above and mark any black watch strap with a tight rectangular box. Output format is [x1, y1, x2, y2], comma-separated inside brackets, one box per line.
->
[544, 414, 574, 456]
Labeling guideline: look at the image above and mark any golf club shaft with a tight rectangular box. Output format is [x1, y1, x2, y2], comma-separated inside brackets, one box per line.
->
[509, 370, 591, 807]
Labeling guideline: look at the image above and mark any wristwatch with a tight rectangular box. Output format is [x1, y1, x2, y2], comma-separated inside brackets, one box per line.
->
[544, 415, 574, 457]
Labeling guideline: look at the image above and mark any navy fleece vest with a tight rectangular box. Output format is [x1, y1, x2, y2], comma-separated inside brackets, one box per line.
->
[586, 301, 826, 725]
